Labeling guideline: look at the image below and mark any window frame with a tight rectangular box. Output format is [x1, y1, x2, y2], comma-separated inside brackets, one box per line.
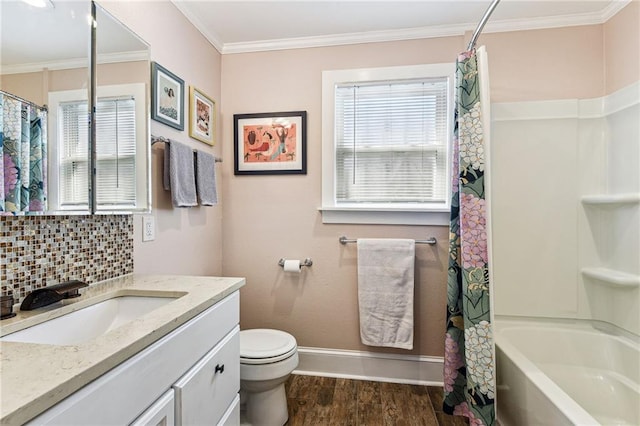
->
[48, 83, 147, 213]
[321, 63, 455, 225]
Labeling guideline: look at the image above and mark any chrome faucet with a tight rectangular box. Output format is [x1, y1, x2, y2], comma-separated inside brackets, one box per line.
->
[20, 281, 88, 311]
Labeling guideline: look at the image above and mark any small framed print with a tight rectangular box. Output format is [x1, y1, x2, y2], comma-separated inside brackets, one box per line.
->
[234, 111, 307, 175]
[151, 62, 184, 130]
[189, 86, 215, 146]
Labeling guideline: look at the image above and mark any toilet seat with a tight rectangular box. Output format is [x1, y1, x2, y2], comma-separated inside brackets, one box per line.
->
[240, 329, 297, 365]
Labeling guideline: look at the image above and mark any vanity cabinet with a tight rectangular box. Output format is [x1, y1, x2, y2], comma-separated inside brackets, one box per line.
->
[26, 291, 240, 426]
[173, 330, 240, 425]
[130, 390, 175, 426]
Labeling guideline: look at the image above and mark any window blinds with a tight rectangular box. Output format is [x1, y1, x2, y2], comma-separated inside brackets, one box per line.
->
[59, 97, 136, 208]
[335, 77, 449, 204]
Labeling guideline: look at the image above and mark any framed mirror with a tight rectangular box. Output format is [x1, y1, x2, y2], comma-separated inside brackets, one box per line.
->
[0, 0, 150, 215]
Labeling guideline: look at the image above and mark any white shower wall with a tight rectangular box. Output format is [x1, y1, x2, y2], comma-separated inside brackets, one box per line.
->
[491, 82, 640, 335]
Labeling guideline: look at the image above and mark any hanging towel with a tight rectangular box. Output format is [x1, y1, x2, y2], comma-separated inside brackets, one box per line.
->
[195, 150, 218, 206]
[357, 238, 415, 350]
[163, 141, 197, 207]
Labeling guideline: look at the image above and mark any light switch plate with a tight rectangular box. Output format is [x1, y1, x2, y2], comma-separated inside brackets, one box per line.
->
[142, 215, 155, 242]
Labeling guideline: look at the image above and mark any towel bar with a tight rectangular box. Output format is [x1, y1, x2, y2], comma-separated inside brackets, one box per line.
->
[339, 236, 437, 245]
[151, 135, 222, 163]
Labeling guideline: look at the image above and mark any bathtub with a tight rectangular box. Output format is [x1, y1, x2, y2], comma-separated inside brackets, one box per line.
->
[495, 316, 639, 426]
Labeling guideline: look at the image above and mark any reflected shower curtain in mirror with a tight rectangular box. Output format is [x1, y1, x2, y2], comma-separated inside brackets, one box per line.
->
[0, 94, 47, 214]
[443, 47, 495, 426]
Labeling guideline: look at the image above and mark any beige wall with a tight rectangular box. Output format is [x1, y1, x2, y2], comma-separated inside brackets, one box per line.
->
[98, 1, 224, 276]
[604, 0, 640, 94]
[1, 62, 147, 107]
[1, 68, 89, 106]
[220, 22, 611, 356]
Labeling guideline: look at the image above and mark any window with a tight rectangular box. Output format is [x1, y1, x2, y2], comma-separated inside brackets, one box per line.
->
[48, 84, 147, 212]
[321, 63, 454, 225]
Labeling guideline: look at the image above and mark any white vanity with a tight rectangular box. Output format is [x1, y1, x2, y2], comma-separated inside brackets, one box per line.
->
[0, 275, 245, 425]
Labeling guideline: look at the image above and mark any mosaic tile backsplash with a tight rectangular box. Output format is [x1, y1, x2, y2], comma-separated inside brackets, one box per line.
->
[1, 215, 133, 303]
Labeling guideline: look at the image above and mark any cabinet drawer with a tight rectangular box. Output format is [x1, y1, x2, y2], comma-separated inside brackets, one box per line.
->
[130, 389, 174, 426]
[174, 327, 240, 426]
[218, 394, 240, 426]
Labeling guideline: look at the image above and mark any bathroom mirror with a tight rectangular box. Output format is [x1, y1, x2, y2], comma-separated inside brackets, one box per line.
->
[92, 3, 151, 213]
[0, 1, 150, 215]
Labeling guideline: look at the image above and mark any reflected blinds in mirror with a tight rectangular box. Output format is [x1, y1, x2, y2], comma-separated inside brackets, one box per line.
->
[59, 97, 136, 208]
[95, 97, 136, 207]
[60, 101, 89, 207]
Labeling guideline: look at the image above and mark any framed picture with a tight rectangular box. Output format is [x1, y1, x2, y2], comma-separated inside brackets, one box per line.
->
[234, 111, 307, 175]
[189, 86, 215, 145]
[151, 62, 184, 130]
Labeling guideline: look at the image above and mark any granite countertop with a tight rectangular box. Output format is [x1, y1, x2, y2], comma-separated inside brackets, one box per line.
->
[0, 274, 245, 425]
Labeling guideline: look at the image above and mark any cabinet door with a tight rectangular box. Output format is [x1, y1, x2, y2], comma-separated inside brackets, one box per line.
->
[130, 390, 175, 426]
[174, 327, 240, 426]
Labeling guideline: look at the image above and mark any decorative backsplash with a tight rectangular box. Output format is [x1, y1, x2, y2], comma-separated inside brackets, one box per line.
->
[0, 215, 133, 303]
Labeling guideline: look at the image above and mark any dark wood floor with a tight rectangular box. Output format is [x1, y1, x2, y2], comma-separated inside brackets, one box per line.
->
[285, 374, 469, 426]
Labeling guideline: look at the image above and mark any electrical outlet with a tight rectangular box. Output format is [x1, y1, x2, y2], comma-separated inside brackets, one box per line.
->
[142, 215, 155, 242]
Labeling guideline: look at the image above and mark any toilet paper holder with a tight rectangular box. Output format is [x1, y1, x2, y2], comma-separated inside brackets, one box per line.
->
[278, 258, 313, 268]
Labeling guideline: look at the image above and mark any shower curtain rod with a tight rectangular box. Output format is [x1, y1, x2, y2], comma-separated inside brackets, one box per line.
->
[467, 0, 501, 51]
[0, 89, 48, 111]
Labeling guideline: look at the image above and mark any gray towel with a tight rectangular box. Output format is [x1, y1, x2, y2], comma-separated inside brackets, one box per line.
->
[163, 141, 197, 207]
[195, 150, 218, 206]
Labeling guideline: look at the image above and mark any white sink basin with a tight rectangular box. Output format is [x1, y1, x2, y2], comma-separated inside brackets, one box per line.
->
[0, 295, 178, 345]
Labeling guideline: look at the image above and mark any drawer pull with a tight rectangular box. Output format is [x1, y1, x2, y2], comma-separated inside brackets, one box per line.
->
[214, 364, 225, 374]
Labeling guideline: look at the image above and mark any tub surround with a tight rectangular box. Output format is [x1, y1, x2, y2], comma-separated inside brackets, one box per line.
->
[0, 274, 245, 425]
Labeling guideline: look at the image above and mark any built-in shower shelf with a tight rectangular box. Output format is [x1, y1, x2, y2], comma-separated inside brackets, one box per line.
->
[581, 193, 640, 206]
[581, 267, 640, 289]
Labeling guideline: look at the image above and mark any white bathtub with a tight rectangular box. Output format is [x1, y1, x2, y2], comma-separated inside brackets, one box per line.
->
[495, 316, 639, 426]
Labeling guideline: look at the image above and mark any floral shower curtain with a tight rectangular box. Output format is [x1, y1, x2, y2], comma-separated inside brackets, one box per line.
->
[0, 93, 47, 214]
[443, 48, 495, 426]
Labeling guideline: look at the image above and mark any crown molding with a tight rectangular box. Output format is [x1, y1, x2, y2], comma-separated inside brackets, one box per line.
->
[221, 23, 473, 54]
[175, 0, 633, 55]
[0, 51, 149, 75]
[170, 0, 224, 53]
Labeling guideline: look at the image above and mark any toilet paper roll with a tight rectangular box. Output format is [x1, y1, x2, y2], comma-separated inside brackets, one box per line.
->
[283, 259, 301, 272]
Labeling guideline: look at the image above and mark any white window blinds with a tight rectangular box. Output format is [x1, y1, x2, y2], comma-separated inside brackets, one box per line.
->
[59, 96, 136, 208]
[335, 77, 449, 205]
[59, 101, 89, 206]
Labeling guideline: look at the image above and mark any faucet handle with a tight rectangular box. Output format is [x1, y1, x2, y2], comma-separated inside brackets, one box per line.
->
[55, 280, 88, 299]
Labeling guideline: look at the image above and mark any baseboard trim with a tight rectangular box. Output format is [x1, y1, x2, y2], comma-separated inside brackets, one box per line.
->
[293, 346, 444, 386]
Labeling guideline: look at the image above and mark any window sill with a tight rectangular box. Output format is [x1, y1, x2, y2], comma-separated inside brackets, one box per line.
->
[319, 206, 450, 226]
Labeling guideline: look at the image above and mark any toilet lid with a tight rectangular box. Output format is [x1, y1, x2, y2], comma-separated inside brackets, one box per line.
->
[240, 329, 297, 364]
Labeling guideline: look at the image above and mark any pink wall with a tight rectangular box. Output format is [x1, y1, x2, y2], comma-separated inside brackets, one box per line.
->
[604, 0, 640, 94]
[481, 24, 605, 101]
[96, 1, 636, 357]
[219, 20, 625, 356]
[98, 1, 224, 276]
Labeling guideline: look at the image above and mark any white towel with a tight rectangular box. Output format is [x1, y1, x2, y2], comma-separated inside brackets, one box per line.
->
[357, 238, 415, 350]
[195, 150, 218, 206]
[163, 141, 197, 207]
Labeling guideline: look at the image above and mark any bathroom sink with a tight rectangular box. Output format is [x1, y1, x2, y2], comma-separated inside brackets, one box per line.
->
[0, 294, 179, 346]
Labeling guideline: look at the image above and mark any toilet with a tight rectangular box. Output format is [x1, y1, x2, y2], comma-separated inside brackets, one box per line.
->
[239, 329, 299, 426]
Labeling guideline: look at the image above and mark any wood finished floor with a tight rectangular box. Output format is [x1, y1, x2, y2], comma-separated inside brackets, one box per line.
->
[285, 375, 469, 426]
